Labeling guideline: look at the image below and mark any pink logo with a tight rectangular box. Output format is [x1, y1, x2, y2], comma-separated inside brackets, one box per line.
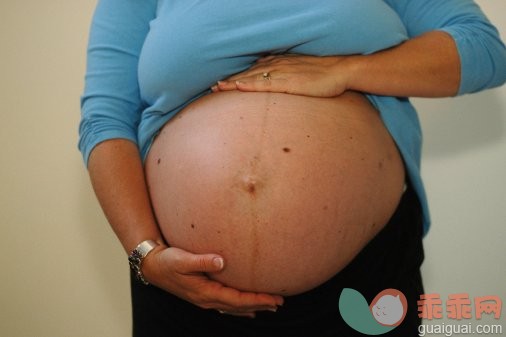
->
[418, 293, 502, 320]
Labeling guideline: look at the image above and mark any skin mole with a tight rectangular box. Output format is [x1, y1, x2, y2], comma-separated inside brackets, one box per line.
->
[282, 147, 291, 153]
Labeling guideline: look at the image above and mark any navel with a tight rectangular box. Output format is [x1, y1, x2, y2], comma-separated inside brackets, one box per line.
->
[242, 175, 262, 197]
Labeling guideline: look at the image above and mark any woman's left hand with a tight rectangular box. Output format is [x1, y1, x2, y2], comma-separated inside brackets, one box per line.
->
[212, 54, 350, 97]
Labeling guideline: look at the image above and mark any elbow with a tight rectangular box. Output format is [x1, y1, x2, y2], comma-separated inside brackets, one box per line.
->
[78, 114, 139, 167]
[484, 39, 506, 89]
[456, 38, 506, 95]
[442, 17, 506, 95]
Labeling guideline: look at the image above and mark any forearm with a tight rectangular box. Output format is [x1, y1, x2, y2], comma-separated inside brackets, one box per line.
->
[345, 31, 461, 98]
[87, 139, 164, 253]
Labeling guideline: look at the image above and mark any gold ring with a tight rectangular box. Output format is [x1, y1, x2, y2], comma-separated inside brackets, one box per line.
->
[262, 72, 271, 80]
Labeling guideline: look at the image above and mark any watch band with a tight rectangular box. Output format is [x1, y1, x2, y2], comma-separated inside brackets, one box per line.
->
[128, 240, 160, 285]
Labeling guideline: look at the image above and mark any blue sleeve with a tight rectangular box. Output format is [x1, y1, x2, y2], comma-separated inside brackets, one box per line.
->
[385, 0, 506, 95]
[78, 0, 157, 166]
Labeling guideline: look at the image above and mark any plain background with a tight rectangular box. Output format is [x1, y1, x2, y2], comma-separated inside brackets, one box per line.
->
[0, 1, 504, 336]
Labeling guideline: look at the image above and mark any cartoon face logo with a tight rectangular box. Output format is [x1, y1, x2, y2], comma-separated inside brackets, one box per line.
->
[370, 289, 408, 327]
[339, 288, 408, 335]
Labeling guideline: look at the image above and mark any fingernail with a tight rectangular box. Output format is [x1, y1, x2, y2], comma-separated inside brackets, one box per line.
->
[212, 257, 224, 269]
[217, 80, 226, 85]
[211, 85, 218, 92]
[235, 80, 244, 85]
[268, 307, 278, 313]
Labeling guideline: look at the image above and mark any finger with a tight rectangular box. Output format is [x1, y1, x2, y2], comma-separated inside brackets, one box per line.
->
[217, 307, 278, 316]
[220, 70, 259, 83]
[215, 72, 266, 91]
[215, 80, 239, 91]
[204, 280, 284, 309]
[169, 248, 225, 274]
[220, 63, 273, 82]
[256, 54, 302, 64]
[256, 55, 277, 63]
[182, 274, 284, 313]
[211, 301, 279, 318]
[234, 78, 290, 94]
[216, 309, 256, 318]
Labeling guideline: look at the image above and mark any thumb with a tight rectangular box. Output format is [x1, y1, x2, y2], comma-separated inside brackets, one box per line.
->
[171, 248, 225, 274]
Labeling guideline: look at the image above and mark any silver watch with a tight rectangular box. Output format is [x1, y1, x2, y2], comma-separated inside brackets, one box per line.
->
[128, 240, 160, 285]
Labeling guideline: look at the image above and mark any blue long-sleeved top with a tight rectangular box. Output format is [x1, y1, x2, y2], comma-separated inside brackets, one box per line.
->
[79, 0, 506, 234]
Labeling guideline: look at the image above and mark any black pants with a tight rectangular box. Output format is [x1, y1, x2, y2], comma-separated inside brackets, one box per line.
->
[131, 186, 424, 336]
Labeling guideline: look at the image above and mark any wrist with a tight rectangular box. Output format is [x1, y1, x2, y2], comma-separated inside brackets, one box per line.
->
[128, 239, 167, 285]
[337, 54, 366, 93]
[141, 243, 168, 283]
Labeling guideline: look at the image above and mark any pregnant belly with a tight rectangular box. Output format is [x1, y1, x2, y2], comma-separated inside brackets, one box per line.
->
[145, 91, 405, 295]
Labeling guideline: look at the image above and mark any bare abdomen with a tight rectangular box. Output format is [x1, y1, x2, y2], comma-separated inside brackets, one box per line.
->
[145, 91, 405, 295]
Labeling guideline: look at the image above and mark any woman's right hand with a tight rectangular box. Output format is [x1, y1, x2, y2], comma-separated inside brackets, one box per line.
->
[142, 245, 284, 318]
[87, 140, 283, 317]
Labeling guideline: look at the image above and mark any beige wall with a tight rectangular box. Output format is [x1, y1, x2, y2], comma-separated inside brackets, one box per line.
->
[0, 1, 130, 336]
[0, 1, 504, 336]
